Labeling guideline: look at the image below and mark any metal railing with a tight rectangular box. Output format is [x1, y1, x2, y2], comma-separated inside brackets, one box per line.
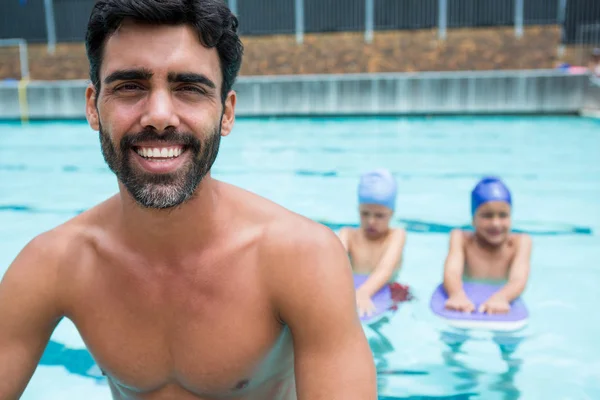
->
[1, 0, 599, 46]
[1, 0, 599, 70]
[231, 0, 568, 42]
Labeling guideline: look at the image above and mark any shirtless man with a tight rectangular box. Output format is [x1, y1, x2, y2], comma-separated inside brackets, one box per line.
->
[338, 169, 409, 319]
[443, 177, 532, 315]
[0, 1, 377, 399]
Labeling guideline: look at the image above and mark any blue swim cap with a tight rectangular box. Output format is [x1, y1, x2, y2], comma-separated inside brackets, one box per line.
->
[471, 177, 512, 216]
[358, 169, 397, 211]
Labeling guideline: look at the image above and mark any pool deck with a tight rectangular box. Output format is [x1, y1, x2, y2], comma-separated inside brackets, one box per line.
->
[0, 69, 597, 120]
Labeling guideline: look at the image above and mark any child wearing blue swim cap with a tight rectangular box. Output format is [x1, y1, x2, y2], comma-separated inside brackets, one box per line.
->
[338, 169, 410, 318]
[442, 177, 532, 315]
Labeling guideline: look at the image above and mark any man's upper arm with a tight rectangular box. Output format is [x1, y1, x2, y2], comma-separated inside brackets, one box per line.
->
[267, 223, 377, 400]
[0, 233, 65, 399]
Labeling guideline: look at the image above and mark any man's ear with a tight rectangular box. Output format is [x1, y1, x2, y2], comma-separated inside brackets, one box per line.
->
[85, 84, 100, 131]
[220, 90, 236, 137]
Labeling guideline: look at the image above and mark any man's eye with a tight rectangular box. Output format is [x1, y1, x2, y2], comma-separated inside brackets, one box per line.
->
[115, 83, 142, 91]
[178, 86, 205, 94]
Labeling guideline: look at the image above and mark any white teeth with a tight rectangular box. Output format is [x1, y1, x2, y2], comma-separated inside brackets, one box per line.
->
[136, 147, 183, 159]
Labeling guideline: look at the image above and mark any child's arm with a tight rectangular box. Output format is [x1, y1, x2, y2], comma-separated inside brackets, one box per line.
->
[480, 234, 532, 314]
[443, 230, 475, 312]
[356, 229, 406, 299]
[337, 228, 350, 252]
[443, 230, 467, 297]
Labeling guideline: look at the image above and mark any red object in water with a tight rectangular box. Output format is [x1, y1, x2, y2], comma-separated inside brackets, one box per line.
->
[389, 282, 413, 303]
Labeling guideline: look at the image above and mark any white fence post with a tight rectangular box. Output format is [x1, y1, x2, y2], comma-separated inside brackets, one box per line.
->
[295, 0, 304, 44]
[557, 0, 567, 57]
[515, 0, 524, 38]
[438, 0, 448, 40]
[365, 0, 374, 43]
[43, 0, 56, 54]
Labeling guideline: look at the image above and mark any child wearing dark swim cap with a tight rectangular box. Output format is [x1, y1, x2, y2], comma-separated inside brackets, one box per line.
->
[442, 177, 532, 315]
[338, 169, 411, 319]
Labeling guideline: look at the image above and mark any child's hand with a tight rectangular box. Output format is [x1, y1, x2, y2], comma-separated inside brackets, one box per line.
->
[355, 290, 376, 318]
[445, 292, 476, 313]
[479, 294, 510, 314]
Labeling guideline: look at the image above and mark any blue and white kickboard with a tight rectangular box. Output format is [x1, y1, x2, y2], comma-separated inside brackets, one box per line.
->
[430, 282, 528, 332]
[354, 274, 396, 324]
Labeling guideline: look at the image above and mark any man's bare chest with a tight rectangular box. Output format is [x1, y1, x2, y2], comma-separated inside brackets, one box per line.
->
[64, 257, 291, 398]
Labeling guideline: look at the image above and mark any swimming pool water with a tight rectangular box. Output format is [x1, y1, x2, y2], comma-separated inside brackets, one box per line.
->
[1, 116, 599, 399]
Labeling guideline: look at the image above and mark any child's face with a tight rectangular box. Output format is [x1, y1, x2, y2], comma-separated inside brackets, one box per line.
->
[473, 201, 512, 246]
[359, 204, 393, 238]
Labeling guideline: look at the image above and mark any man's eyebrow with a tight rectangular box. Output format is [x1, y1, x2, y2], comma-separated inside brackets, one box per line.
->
[104, 68, 153, 85]
[168, 72, 216, 89]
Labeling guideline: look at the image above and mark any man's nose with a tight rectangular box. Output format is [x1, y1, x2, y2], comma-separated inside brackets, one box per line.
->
[140, 89, 180, 132]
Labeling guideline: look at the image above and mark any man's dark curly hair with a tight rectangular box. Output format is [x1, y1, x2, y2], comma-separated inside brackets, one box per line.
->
[85, 0, 243, 103]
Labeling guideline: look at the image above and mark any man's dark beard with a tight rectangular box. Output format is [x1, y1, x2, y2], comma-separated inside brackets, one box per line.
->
[99, 123, 221, 209]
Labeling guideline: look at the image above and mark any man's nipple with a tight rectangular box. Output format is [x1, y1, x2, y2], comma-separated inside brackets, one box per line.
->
[232, 379, 249, 391]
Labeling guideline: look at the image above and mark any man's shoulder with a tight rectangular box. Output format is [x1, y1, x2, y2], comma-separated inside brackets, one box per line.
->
[221, 181, 348, 268]
[223, 181, 340, 249]
[18, 219, 94, 270]
[11, 197, 116, 274]
[2, 219, 90, 310]
[258, 210, 355, 320]
[255, 210, 346, 276]
[262, 211, 341, 257]
[0, 201, 116, 322]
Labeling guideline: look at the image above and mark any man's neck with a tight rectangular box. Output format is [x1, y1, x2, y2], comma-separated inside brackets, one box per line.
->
[115, 176, 223, 259]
